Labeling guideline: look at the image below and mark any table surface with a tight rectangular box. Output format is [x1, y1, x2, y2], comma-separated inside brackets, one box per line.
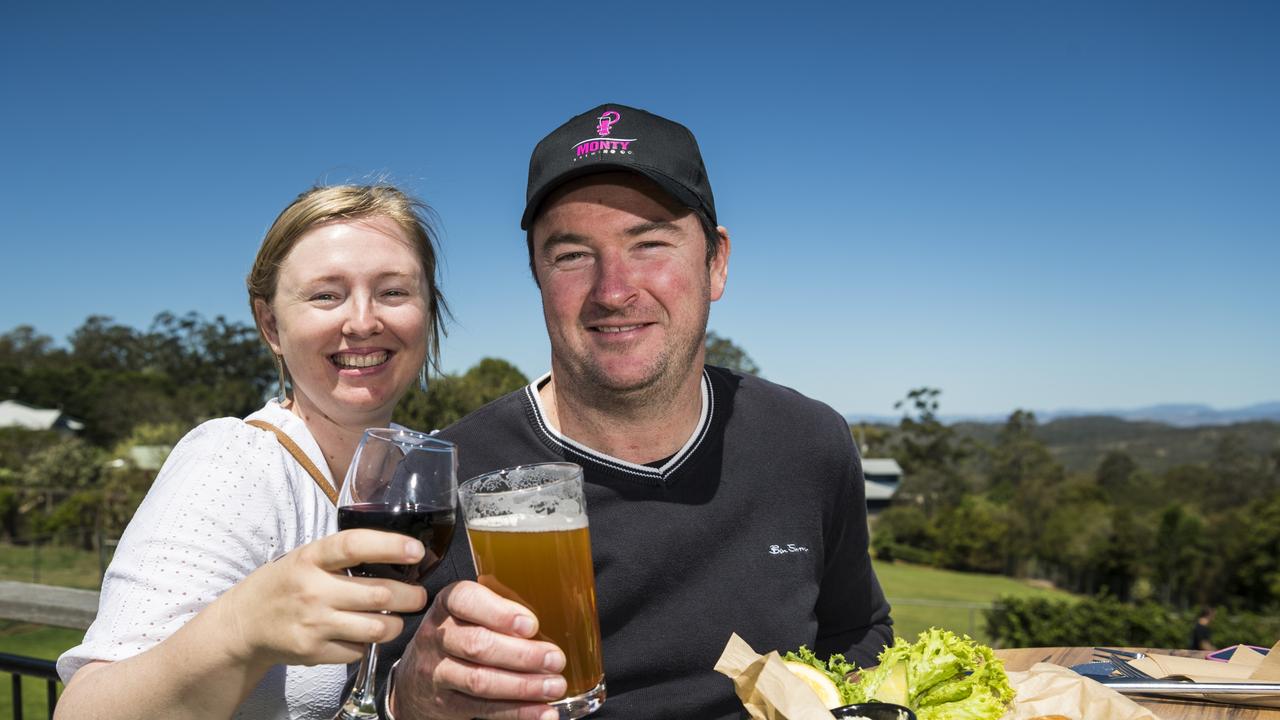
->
[994, 647, 1280, 719]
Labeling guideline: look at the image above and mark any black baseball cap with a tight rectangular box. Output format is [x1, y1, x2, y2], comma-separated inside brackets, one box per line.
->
[521, 103, 717, 230]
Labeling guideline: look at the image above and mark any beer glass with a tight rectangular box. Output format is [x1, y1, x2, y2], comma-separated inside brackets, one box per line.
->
[458, 463, 605, 718]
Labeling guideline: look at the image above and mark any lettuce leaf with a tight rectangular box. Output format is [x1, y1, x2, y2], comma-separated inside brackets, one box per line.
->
[858, 639, 914, 705]
[855, 629, 1015, 720]
[908, 628, 976, 698]
[915, 689, 1008, 720]
[783, 628, 1014, 720]
[783, 645, 866, 705]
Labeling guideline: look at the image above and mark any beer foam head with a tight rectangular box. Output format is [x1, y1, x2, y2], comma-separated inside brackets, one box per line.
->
[467, 512, 588, 532]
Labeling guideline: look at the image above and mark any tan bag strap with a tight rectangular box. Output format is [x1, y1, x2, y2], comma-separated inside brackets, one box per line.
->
[246, 419, 339, 505]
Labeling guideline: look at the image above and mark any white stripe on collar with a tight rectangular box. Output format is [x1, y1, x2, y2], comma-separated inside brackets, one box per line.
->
[526, 370, 713, 478]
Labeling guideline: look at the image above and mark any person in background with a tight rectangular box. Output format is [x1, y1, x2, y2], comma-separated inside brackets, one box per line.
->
[1191, 606, 1217, 652]
[381, 104, 894, 719]
[56, 185, 448, 719]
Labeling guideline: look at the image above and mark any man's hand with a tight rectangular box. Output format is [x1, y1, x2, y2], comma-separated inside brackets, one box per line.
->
[391, 581, 568, 720]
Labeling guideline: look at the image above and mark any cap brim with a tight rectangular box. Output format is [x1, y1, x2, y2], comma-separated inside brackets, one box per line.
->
[520, 162, 705, 230]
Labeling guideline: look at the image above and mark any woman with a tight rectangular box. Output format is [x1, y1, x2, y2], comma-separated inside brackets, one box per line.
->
[56, 184, 448, 719]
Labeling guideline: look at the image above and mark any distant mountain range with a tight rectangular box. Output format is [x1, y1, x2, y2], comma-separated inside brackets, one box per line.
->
[847, 401, 1280, 428]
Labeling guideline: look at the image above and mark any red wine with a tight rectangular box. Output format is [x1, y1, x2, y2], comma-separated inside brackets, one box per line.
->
[337, 503, 455, 583]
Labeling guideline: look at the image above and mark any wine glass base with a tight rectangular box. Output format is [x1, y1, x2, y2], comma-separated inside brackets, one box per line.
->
[334, 700, 379, 720]
[334, 684, 379, 720]
[552, 678, 606, 719]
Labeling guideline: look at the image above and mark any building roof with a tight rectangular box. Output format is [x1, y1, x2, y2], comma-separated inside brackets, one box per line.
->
[128, 445, 171, 471]
[863, 458, 903, 476]
[864, 480, 899, 501]
[0, 400, 84, 432]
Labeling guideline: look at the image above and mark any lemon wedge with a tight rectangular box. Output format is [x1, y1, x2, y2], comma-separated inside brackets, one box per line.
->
[782, 659, 843, 709]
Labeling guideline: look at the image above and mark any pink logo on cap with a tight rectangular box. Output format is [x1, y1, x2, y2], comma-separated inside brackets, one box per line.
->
[572, 109, 636, 161]
[596, 110, 621, 136]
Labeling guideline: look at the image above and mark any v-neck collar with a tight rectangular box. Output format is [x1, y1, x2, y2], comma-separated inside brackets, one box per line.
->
[523, 369, 715, 482]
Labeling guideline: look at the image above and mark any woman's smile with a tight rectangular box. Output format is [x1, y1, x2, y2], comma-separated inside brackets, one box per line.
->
[331, 349, 392, 371]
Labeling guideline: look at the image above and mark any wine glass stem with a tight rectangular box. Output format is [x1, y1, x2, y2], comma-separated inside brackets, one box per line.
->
[337, 642, 380, 719]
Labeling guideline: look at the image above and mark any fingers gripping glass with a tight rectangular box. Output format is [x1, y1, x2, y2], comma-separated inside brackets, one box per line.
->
[459, 463, 606, 718]
[334, 428, 457, 720]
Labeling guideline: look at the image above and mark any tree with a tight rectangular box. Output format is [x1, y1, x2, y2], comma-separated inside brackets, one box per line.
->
[986, 410, 1066, 576]
[0, 325, 62, 373]
[1150, 503, 1210, 607]
[69, 315, 147, 372]
[1206, 432, 1267, 512]
[4, 314, 275, 446]
[164, 314, 276, 420]
[19, 437, 107, 547]
[1216, 490, 1280, 608]
[1095, 451, 1138, 501]
[395, 358, 530, 431]
[459, 357, 530, 401]
[933, 495, 1012, 573]
[890, 388, 971, 515]
[988, 410, 1063, 496]
[850, 422, 892, 458]
[1037, 496, 1112, 592]
[1091, 505, 1152, 601]
[892, 388, 970, 474]
[0, 428, 63, 538]
[1160, 464, 1210, 510]
[869, 504, 936, 564]
[704, 331, 760, 375]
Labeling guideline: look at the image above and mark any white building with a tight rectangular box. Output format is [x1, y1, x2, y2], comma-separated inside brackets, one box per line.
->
[0, 400, 84, 433]
[863, 457, 903, 512]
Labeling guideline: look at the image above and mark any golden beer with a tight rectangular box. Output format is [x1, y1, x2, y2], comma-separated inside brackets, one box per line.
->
[459, 463, 605, 717]
[468, 521, 604, 698]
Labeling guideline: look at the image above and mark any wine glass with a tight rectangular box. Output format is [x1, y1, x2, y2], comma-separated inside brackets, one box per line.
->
[334, 428, 457, 720]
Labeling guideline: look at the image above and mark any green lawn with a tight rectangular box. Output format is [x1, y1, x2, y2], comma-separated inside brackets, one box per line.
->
[0, 541, 106, 590]
[0, 621, 82, 718]
[873, 559, 1074, 645]
[0, 541, 102, 717]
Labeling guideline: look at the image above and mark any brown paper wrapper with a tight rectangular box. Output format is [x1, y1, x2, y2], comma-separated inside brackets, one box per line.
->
[714, 635, 1280, 719]
[1124, 638, 1280, 708]
[714, 633, 836, 720]
[1005, 663, 1163, 719]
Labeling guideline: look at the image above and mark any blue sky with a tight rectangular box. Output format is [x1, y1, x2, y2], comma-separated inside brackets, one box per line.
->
[2, 1, 1276, 417]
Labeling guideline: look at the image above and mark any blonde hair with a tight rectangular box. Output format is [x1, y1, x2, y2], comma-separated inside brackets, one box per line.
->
[247, 184, 449, 396]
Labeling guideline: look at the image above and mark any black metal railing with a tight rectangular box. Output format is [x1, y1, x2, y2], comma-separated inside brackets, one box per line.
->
[0, 652, 59, 720]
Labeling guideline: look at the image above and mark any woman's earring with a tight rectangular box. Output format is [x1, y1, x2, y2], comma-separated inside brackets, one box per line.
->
[419, 364, 429, 394]
[276, 355, 288, 403]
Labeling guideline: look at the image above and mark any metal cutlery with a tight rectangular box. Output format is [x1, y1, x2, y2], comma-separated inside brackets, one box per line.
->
[1093, 647, 1146, 659]
[1110, 657, 1156, 680]
[1089, 650, 1196, 681]
[1071, 647, 1280, 698]
[1089, 649, 1153, 679]
[1100, 678, 1280, 696]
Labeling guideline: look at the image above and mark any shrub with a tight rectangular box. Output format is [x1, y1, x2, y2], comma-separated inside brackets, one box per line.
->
[985, 595, 1280, 649]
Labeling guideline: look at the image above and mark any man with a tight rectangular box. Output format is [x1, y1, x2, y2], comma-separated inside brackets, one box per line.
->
[1190, 606, 1217, 651]
[385, 104, 892, 719]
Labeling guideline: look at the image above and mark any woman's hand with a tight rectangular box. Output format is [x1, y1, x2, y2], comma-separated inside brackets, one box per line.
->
[214, 528, 430, 670]
[57, 529, 430, 720]
[390, 580, 567, 720]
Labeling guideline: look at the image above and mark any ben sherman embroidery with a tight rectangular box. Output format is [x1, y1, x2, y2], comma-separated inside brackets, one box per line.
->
[769, 543, 810, 555]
